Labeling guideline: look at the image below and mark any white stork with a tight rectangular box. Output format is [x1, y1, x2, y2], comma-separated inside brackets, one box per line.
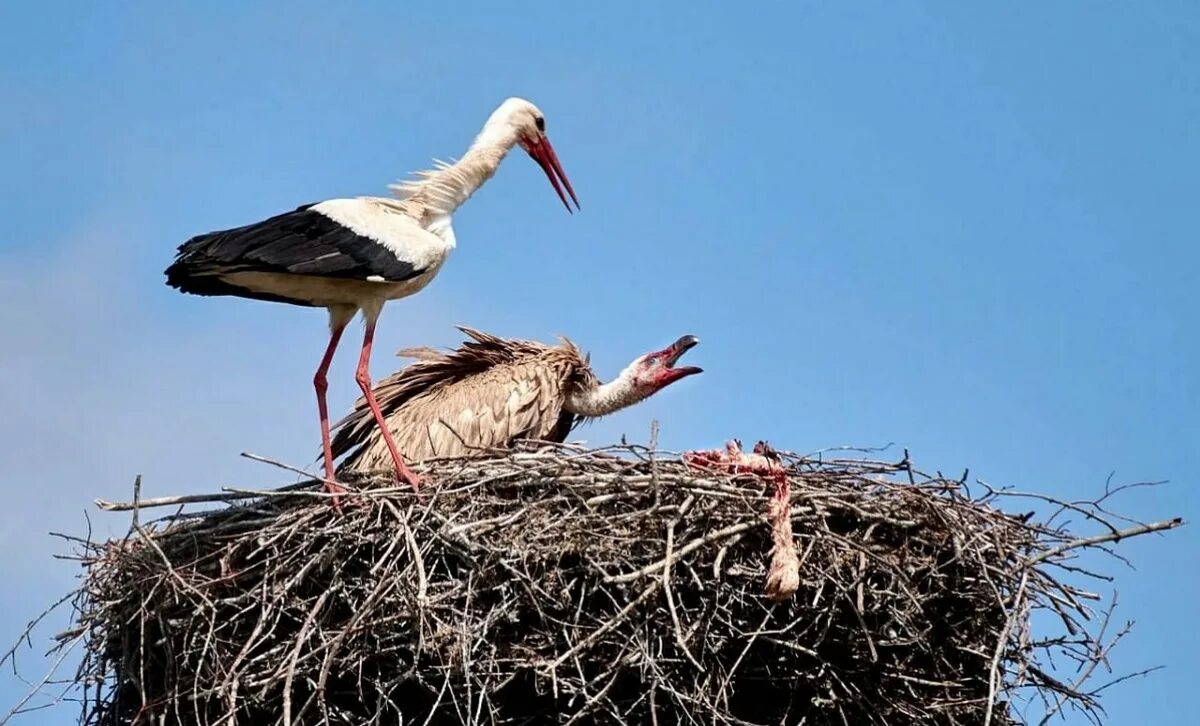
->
[329, 327, 702, 471]
[164, 98, 578, 503]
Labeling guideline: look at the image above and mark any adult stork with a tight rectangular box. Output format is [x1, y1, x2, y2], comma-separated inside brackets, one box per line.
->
[165, 98, 578, 501]
[329, 327, 702, 472]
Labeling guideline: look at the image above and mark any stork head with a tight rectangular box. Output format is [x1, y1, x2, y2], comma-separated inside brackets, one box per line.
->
[628, 335, 704, 392]
[486, 97, 580, 213]
[566, 335, 702, 417]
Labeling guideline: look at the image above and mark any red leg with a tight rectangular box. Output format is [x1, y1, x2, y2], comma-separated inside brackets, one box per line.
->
[355, 319, 422, 491]
[314, 320, 350, 507]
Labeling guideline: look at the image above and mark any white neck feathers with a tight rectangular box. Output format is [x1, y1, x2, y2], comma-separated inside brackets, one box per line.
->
[565, 363, 650, 417]
[390, 121, 520, 218]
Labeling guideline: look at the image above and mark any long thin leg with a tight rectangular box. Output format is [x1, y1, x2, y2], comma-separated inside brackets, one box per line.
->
[315, 311, 353, 506]
[355, 316, 422, 491]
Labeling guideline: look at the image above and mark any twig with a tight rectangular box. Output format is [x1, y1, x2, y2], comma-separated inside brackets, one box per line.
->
[1028, 518, 1183, 566]
[97, 490, 258, 511]
[546, 582, 659, 671]
[605, 516, 778, 584]
[0, 633, 83, 726]
[984, 571, 1029, 726]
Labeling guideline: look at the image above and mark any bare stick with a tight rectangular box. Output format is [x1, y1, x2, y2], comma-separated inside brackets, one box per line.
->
[1029, 518, 1184, 566]
[545, 582, 659, 671]
[0, 634, 83, 726]
[97, 490, 256, 512]
[984, 571, 1029, 726]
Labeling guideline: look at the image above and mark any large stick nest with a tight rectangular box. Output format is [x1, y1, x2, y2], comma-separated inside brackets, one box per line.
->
[65, 443, 1180, 725]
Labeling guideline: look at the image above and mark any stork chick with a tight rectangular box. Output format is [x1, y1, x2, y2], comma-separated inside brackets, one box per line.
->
[164, 98, 579, 506]
[330, 327, 702, 471]
[684, 439, 800, 602]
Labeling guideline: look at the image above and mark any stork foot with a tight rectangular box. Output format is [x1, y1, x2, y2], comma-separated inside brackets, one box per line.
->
[393, 465, 424, 495]
[321, 479, 352, 512]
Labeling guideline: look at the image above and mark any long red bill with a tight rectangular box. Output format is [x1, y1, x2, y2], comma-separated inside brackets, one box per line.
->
[529, 137, 580, 213]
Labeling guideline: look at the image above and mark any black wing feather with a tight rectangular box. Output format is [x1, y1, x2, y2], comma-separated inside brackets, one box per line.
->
[165, 204, 422, 298]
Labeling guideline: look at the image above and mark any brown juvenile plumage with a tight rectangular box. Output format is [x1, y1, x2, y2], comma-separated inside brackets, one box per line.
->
[330, 326, 701, 472]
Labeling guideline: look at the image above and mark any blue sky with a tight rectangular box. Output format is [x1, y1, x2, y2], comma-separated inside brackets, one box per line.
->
[1, 2, 1196, 722]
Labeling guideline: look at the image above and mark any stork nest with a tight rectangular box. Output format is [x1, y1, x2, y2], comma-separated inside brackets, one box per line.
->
[59, 442, 1180, 725]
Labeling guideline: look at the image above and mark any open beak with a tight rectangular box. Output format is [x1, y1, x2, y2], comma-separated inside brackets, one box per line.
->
[661, 334, 703, 378]
[524, 136, 580, 213]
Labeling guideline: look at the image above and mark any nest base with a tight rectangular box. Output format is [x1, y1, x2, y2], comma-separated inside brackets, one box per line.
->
[64, 443, 1179, 725]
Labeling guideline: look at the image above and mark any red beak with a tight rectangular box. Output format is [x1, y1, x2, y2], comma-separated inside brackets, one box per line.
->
[525, 136, 580, 213]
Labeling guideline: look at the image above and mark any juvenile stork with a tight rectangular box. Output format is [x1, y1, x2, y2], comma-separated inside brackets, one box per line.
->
[329, 327, 702, 472]
[165, 98, 578, 500]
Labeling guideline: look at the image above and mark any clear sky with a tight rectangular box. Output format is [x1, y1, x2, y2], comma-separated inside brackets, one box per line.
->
[1, 2, 1196, 723]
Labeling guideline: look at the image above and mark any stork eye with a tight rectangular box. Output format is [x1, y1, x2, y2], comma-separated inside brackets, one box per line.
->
[534, 116, 545, 132]
[646, 355, 660, 365]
